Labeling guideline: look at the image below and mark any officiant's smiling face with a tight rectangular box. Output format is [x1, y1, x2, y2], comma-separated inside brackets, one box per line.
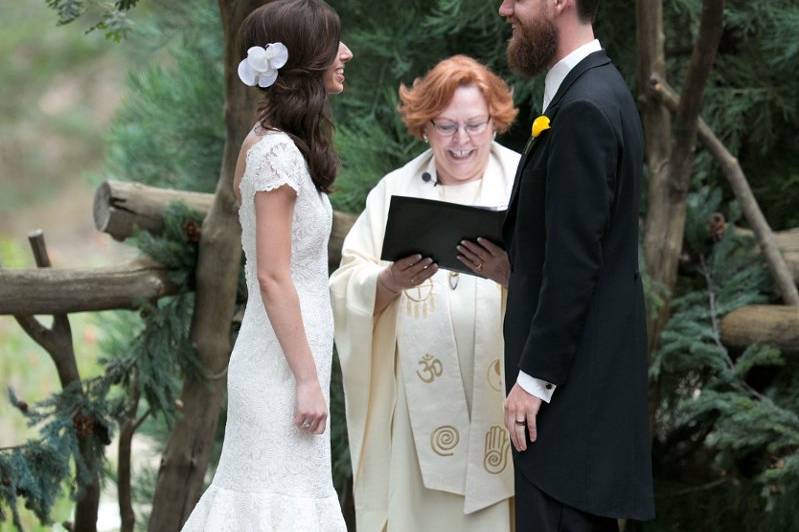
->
[426, 85, 494, 185]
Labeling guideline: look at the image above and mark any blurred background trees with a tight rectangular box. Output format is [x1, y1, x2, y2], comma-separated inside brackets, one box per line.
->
[1, 0, 798, 530]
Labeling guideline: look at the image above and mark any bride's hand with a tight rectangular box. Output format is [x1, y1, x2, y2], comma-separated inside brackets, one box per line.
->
[294, 379, 328, 434]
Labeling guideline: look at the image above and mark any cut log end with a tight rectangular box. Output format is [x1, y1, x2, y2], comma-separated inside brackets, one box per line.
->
[93, 181, 113, 234]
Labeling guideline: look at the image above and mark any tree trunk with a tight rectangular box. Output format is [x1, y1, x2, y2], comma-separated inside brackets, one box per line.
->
[117, 381, 142, 532]
[720, 305, 799, 352]
[636, 0, 673, 435]
[93, 180, 356, 269]
[636, 0, 673, 343]
[642, 0, 726, 350]
[147, 2, 264, 530]
[0, 260, 176, 315]
[651, 77, 799, 306]
[11, 232, 100, 532]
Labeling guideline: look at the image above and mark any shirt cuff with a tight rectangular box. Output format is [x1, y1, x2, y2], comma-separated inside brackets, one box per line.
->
[516, 371, 556, 403]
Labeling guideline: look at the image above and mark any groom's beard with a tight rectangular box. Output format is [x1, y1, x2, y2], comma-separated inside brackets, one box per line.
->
[506, 17, 558, 78]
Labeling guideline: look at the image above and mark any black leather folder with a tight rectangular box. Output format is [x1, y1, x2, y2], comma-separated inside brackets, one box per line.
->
[380, 195, 507, 275]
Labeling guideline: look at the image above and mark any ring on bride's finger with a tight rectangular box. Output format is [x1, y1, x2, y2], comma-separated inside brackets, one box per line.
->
[475, 261, 484, 272]
[302, 421, 311, 428]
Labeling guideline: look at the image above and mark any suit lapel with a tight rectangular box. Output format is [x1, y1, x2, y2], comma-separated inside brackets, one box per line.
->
[505, 51, 612, 220]
[543, 50, 610, 116]
[507, 130, 547, 212]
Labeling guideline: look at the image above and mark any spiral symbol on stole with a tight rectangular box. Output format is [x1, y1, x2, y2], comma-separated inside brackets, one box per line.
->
[431, 426, 460, 456]
[484, 425, 510, 474]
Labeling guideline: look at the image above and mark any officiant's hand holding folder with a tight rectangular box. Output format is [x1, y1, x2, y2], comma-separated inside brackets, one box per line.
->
[380, 195, 507, 277]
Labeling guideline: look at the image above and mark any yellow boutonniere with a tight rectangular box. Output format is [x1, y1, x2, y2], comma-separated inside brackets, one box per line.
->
[531, 115, 551, 138]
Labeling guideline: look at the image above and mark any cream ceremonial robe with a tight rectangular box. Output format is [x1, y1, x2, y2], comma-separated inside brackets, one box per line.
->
[330, 142, 520, 532]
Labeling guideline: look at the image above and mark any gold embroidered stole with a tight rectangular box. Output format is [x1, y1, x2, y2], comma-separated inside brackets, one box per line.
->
[394, 156, 514, 513]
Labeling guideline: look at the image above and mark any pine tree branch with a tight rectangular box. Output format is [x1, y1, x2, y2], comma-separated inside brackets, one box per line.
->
[698, 255, 726, 354]
[665, 477, 729, 497]
[700, 255, 773, 405]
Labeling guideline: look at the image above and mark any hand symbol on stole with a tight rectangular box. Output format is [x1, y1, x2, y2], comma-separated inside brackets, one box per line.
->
[484, 425, 510, 474]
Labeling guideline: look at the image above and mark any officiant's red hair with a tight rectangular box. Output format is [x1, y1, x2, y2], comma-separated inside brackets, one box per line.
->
[398, 55, 518, 139]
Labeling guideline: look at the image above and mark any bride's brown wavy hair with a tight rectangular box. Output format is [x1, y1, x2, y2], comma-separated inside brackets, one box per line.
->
[238, 0, 340, 193]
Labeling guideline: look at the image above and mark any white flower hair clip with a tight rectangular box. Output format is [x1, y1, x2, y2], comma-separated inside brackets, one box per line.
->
[237, 42, 289, 88]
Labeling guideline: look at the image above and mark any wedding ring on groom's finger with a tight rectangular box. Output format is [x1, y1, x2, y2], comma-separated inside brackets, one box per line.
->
[514, 419, 526, 426]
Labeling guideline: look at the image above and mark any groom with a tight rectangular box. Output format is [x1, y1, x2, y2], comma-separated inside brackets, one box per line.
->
[499, 0, 655, 529]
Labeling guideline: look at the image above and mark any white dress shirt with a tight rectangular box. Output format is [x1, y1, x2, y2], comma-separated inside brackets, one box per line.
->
[515, 38, 603, 403]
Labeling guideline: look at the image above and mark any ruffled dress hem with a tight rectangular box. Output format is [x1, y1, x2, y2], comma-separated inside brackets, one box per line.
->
[181, 484, 347, 532]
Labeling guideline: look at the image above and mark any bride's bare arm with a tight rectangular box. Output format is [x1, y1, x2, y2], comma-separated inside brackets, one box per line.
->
[254, 185, 327, 434]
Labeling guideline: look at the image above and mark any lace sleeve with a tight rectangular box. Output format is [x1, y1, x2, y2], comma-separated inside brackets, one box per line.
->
[244, 134, 305, 196]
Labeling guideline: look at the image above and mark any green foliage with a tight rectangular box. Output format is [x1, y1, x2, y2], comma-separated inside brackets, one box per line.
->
[650, 189, 799, 528]
[329, 0, 539, 212]
[46, 0, 141, 41]
[103, 1, 225, 193]
[664, 0, 799, 229]
[132, 203, 204, 285]
[0, 201, 206, 527]
[0, 382, 110, 530]
[332, 101, 423, 212]
[330, 0, 799, 229]
[0, 439, 70, 529]
[125, 203, 207, 392]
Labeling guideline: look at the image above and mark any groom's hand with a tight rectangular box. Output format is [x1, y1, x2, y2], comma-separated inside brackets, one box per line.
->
[504, 383, 542, 452]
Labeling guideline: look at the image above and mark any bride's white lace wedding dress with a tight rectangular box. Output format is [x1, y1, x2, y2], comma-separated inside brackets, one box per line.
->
[182, 131, 346, 531]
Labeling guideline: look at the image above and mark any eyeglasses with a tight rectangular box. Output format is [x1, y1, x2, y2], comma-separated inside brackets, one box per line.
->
[429, 116, 492, 137]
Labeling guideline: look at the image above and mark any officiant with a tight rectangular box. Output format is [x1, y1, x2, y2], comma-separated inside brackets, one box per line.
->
[330, 55, 520, 532]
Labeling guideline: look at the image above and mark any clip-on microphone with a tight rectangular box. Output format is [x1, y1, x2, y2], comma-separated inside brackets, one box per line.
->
[421, 171, 438, 186]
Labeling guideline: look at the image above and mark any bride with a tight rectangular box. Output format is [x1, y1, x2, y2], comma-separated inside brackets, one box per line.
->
[181, 0, 353, 530]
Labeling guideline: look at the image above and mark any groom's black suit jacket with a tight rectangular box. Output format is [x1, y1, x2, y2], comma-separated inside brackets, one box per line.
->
[503, 51, 655, 520]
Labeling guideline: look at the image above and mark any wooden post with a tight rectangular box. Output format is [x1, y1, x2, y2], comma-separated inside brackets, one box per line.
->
[0, 259, 177, 315]
[94, 180, 213, 241]
[11, 230, 100, 532]
[720, 306, 799, 352]
[93, 179, 356, 269]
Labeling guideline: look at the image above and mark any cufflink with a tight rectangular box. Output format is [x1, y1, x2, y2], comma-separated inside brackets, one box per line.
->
[545, 383, 553, 390]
